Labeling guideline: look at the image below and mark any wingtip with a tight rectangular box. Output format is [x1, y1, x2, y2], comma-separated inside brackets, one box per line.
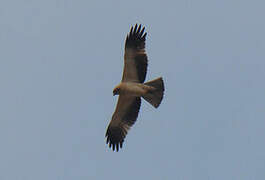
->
[129, 23, 146, 36]
[133, 24, 138, 34]
[105, 142, 123, 152]
[137, 24, 142, 34]
[125, 23, 147, 48]
[105, 126, 125, 152]
[129, 26, 133, 35]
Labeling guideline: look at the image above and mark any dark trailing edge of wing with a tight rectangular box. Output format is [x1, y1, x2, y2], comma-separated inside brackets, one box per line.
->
[105, 97, 141, 152]
[125, 24, 148, 83]
[123, 97, 141, 126]
[135, 54, 148, 83]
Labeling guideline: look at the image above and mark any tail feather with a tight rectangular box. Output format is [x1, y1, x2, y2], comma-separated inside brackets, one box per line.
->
[143, 77, 164, 108]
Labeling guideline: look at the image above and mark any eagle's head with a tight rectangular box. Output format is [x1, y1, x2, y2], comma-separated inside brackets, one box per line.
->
[113, 87, 120, 96]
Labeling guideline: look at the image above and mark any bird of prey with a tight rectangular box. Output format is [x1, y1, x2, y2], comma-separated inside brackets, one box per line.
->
[105, 24, 165, 151]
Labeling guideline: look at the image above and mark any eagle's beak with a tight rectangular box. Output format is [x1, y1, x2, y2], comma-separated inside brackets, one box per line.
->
[113, 91, 117, 96]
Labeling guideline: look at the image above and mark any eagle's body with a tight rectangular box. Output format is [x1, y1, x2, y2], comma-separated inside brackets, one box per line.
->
[105, 24, 165, 151]
[114, 82, 154, 97]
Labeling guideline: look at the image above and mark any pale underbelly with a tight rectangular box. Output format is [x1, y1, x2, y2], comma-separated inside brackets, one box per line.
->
[121, 83, 152, 97]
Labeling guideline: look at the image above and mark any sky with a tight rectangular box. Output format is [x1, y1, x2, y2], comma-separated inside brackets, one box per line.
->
[0, 0, 265, 179]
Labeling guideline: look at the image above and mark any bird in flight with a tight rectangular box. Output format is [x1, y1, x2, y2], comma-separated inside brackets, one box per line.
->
[105, 24, 165, 151]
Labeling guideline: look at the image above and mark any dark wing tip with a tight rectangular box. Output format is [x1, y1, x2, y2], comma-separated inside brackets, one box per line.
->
[125, 24, 146, 49]
[105, 98, 141, 152]
[105, 126, 125, 152]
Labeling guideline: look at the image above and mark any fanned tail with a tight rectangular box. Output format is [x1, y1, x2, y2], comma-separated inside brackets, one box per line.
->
[143, 77, 164, 108]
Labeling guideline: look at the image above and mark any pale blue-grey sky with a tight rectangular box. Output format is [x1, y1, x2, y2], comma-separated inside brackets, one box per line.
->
[0, 0, 265, 179]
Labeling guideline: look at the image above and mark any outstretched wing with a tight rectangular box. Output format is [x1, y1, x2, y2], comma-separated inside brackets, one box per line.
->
[105, 95, 141, 151]
[122, 24, 148, 83]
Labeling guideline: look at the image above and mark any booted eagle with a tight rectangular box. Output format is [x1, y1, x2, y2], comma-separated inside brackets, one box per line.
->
[105, 24, 165, 151]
